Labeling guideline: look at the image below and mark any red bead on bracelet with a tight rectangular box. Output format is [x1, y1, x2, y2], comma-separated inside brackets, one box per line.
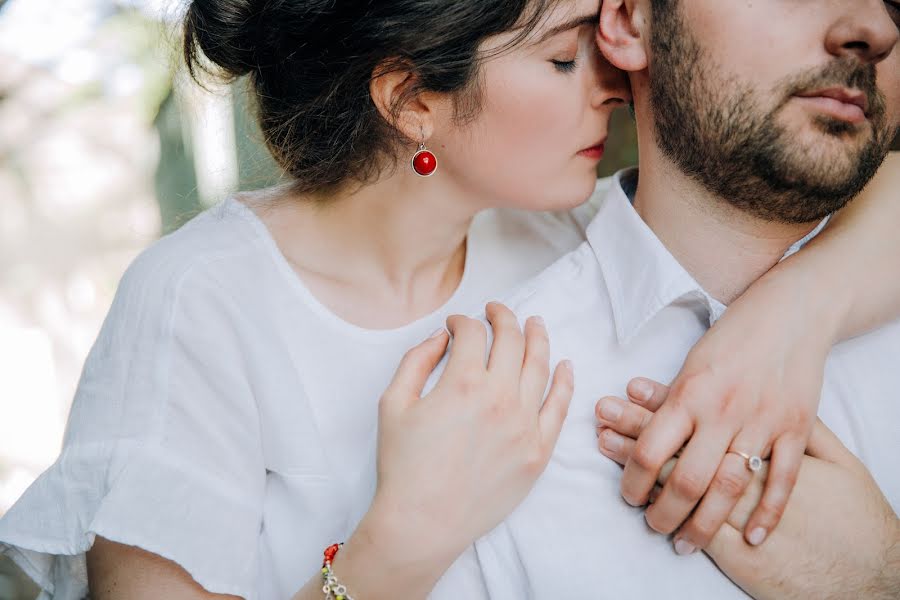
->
[324, 543, 341, 566]
[321, 543, 355, 600]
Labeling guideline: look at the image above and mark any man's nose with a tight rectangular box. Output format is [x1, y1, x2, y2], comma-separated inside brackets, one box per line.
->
[825, 0, 899, 65]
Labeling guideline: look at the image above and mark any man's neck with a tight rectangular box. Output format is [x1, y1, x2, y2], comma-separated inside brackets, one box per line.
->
[632, 149, 819, 305]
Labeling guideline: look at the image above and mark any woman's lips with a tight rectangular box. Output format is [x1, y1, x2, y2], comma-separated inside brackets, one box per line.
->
[578, 143, 606, 160]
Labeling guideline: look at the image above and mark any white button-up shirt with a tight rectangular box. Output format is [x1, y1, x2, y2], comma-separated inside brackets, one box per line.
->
[455, 169, 900, 599]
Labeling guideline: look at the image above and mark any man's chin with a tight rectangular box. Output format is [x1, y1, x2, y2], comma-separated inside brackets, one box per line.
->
[765, 140, 868, 195]
[777, 125, 874, 171]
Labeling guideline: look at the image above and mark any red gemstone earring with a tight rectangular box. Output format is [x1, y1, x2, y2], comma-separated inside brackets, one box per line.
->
[411, 142, 437, 177]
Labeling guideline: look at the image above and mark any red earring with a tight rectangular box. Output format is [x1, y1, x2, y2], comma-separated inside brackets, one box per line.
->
[412, 142, 437, 177]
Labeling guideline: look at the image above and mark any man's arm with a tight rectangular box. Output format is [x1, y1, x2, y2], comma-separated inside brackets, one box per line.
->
[595, 387, 900, 600]
[868, 529, 900, 600]
[702, 422, 899, 600]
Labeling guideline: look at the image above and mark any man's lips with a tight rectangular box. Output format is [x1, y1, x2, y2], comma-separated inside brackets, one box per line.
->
[793, 87, 869, 124]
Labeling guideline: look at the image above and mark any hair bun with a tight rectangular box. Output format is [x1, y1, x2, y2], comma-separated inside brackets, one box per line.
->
[183, 0, 263, 79]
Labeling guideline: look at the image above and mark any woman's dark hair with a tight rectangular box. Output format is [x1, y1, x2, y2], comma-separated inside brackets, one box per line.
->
[183, 0, 559, 195]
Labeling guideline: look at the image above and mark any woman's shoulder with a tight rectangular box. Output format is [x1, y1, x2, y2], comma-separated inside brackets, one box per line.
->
[69, 198, 279, 447]
[115, 198, 272, 312]
[83, 197, 282, 391]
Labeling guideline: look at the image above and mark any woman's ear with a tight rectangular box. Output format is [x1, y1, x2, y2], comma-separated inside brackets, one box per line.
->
[369, 62, 436, 144]
[597, 0, 650, 72]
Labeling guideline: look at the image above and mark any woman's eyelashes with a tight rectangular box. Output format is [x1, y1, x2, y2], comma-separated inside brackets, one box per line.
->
[551, 58, 579, 74]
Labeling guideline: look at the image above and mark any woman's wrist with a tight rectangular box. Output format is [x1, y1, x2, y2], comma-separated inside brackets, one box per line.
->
[760, 245, 850, 348]
[774, 153, 900, 343]
[327, 501, 461, 599]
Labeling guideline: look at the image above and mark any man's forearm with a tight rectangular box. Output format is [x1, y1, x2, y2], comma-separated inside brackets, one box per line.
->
[867, 520, 900, 600]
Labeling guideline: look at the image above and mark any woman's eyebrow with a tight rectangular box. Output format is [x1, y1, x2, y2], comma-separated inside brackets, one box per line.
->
[535, 12, 600, 44]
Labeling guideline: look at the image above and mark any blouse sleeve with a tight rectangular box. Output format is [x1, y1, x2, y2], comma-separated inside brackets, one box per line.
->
[0, 249, 267, 600]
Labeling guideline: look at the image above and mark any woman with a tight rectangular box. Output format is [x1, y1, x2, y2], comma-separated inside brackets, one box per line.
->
[0, 1, 898, 599]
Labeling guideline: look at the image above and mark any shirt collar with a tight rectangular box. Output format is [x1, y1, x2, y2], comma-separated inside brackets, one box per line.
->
[586, 168, 829, 345]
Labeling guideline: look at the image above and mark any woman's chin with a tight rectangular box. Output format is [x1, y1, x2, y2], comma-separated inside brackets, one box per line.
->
[537, 174, 602, 211]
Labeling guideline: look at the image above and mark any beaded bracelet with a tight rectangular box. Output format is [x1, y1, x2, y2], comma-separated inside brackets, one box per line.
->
[322, 543, 356, 600]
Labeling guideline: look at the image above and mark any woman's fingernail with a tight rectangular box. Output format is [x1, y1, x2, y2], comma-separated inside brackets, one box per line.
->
[601, 430, 623, 452]
[532, 316, 545, 327]
[631, 379, 654, 402]
[429, 328, 446, 339]
[561, 359, 573, 372]
[674, 539, 696, 556]
[748, 527, 767, 546]
[599, 399, 623, 422]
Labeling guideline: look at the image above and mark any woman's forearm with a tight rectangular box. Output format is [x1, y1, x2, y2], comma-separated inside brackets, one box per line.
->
[764, 152, 900, 342]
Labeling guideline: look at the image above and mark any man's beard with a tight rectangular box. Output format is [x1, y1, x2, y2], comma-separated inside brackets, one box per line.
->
[647, 4, 895, 224]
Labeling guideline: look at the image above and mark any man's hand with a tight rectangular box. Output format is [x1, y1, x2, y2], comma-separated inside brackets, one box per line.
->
[596, 383, 900, 600]
[705, 421, 899, 600]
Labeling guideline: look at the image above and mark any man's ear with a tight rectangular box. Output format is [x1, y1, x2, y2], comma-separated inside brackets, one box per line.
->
[597, 0, 650, 72]
[369, 61, 437, 144]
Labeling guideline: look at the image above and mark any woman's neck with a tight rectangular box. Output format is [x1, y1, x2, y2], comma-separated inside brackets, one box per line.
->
[242, 170, 478, 330]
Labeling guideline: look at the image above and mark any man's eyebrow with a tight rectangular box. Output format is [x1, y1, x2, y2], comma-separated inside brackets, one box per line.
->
[535, 13, 600, 44]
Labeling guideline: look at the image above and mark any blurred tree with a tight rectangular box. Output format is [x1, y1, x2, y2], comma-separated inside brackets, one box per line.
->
[154, 89, 201, 234]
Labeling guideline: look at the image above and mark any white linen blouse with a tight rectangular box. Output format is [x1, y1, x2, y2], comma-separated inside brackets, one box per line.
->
[0, 182, 608, 600]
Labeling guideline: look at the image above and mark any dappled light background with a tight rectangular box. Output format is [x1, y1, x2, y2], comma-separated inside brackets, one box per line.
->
[0, 1, 637, 597]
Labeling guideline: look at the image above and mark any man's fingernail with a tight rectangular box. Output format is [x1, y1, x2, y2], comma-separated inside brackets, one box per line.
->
[429, 328, 446, 339]
[748, 527, 767, 546]
[601, 431, 623, 452]
[674, 539, 696, 556]
[599, 399, 623, 422]
[632, 379, 653, 402]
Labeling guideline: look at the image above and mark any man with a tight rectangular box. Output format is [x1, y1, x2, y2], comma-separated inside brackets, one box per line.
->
[448, 1, 899, 597]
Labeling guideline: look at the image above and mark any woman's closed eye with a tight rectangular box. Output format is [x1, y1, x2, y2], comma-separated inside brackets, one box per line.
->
[551, 58, 579, 73]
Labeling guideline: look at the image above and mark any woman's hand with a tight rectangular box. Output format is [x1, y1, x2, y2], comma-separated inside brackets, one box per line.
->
[339, 302, 573, 597]
[611, 155, 900, 555]
[614, 273, 832, 554]
[596, 389, 900, 600]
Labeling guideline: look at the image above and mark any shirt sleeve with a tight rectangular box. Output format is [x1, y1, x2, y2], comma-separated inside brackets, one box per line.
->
[0, 249, 267, 600]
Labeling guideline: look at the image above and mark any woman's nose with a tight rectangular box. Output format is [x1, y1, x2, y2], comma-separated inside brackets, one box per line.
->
[591, 49, 632, 108]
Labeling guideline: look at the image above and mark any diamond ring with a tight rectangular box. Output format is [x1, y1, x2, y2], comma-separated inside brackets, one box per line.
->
[729, 450, 764, 472]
